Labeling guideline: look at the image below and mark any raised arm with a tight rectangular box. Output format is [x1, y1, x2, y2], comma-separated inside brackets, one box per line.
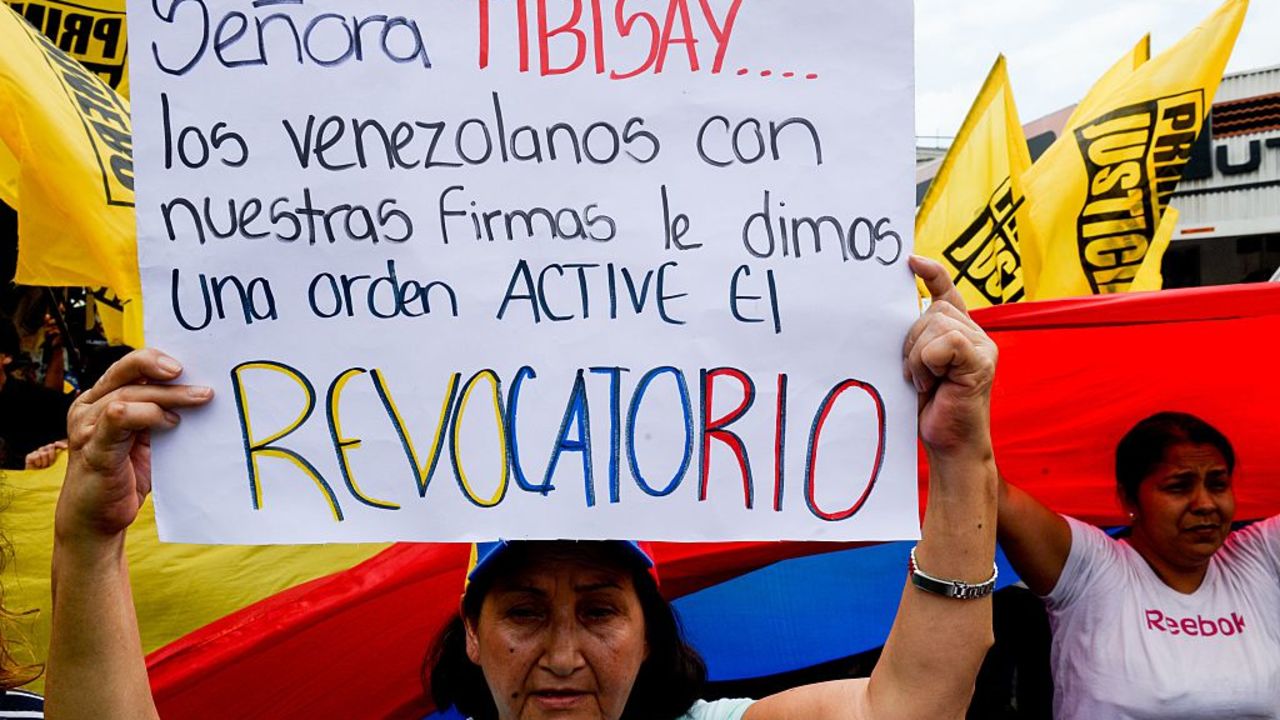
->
[861, 256, 998, 720]
[747, 256, 999, 720]
[997, 475, 1071, 596]
[44, 349, 212, 720]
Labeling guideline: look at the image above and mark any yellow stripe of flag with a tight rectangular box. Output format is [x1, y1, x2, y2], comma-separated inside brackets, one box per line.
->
[1, 458, 389, 693]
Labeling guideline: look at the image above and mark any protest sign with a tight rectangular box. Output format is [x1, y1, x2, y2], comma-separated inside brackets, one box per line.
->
[127, 0, 919, 543]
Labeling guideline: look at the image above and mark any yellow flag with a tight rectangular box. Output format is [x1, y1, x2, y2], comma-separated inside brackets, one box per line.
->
[915, 56, 1033, 308]
[2, 457, 389, 693]
[0, 143, 18, 208]
[1021, 0, 1248, 299]
[2, 0, 129, 96]
[1130, 207, 1178, 292]
[0, 3, 143, 345]
[91, 286, 143, 347]
[1, 0, 129, 208]
[1064, 35, 1151, 132]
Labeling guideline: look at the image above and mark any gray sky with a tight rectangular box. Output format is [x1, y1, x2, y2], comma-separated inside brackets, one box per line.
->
[914, 0, 1280, 140]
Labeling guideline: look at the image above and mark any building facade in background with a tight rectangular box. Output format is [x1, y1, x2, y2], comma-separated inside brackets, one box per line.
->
[1168, 65, 1280, 286]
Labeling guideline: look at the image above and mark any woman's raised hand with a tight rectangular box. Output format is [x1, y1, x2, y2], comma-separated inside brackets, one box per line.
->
[904, 256, 998, 456]
[55, 349, 213, 543]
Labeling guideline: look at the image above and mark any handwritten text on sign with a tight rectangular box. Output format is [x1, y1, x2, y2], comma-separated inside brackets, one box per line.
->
[129, 0, 918, 543]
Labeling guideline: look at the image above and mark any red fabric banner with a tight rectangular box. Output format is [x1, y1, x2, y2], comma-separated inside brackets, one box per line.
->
[146, 284, 1280, 718]
[979, 283, 1280, 525]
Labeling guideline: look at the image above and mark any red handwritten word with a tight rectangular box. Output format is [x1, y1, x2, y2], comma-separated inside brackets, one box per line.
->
[478, 0, 745, 78]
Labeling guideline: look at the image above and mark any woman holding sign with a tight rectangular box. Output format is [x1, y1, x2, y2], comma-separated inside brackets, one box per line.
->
[44, 256, 1000, 720]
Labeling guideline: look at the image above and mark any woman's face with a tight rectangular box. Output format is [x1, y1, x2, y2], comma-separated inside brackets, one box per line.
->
[464, 547, 649, 720]
[1128, 442, 1235, 570]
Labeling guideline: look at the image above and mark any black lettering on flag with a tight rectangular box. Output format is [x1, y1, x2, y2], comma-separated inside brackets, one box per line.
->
[91, 286, 128, 312]
[943, 178, 1025, 305]
[15, 15, 134, 207]
[6, 0, 128, 90]
[1073, 91, 1204, 294]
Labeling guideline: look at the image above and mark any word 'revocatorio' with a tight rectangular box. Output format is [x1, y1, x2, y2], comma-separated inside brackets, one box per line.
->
[229, 361, 887, 523]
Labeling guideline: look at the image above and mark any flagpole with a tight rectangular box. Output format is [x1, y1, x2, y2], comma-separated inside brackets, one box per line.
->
[43, 287, 85, 384]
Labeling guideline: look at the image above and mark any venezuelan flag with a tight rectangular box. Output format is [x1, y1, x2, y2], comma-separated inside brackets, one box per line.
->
[5, 283, 1280, 718]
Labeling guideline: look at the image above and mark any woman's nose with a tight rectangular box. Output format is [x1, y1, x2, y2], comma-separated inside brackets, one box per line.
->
[1189, 484, 1217, 512]
[541, 620, 585, 677]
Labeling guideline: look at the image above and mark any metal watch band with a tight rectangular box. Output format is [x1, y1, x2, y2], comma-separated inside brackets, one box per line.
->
[908, 546, 998, 600]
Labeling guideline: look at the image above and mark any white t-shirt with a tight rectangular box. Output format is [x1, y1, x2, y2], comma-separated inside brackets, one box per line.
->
[1045, 515, 1280, 720]
[467, 698, 752, 720]
[680, 698, 754, 720]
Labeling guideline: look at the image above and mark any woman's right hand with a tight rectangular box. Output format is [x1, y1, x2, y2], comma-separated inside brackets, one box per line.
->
[55, 349, 213, 545]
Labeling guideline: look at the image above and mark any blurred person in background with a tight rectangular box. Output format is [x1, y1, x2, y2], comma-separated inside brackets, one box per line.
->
[0, 324, 47, 714]
[0, 320, 72, 471]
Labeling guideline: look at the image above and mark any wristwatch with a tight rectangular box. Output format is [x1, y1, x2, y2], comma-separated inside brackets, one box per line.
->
[908, 546, 998, 600]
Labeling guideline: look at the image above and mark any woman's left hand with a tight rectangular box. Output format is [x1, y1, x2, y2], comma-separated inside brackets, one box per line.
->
[903, 256, 998, 457]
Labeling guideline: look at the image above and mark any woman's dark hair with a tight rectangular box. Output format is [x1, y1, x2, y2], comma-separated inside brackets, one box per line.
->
[0, 527, 42, 690]
[1116, 412, 1235, 505]
[425, 542, 706, 720]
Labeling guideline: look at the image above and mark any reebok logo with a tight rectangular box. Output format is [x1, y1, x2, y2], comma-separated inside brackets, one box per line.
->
[1144, 609, 1245, 638]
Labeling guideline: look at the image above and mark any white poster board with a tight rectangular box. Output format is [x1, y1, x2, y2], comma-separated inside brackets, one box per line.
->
[127, 0, 919, 544]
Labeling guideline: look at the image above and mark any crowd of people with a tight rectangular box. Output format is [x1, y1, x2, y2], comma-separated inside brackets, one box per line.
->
[0, 258, 1276, 719]
[0, 319, 71, 471]
[0, 301, 132, 472]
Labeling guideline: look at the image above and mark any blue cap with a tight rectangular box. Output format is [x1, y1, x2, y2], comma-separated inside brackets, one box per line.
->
[467, 540, 655, 586]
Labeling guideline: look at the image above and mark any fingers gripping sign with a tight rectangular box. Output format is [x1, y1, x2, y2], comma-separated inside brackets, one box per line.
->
[57, 349, 214, 542]
[904, 256, 997, 454]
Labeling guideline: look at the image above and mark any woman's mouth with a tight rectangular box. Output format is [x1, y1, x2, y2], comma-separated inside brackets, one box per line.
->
[1184, 523, 1221, 537]
[531, 689, 589, 710]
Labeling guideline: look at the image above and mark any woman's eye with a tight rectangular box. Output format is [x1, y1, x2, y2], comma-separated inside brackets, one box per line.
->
[582, 606, 618, 621]
[507, 606, 543, 621]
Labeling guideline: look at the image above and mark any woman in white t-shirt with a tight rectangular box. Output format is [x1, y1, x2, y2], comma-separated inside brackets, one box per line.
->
[999, 412, 1280, 720]
[42, 257, 1006, 720]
